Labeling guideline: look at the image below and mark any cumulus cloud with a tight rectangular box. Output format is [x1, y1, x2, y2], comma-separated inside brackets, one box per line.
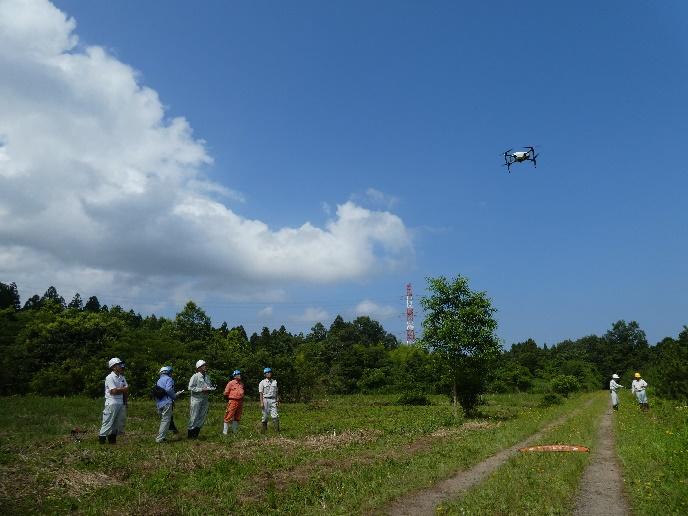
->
[0, 0, 413, 303]
[354, 299, 398, 320]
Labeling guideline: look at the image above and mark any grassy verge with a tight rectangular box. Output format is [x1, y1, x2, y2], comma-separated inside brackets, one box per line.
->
[0, 393, 590, 514]
[614, 393, 688, 515]
[437, 391, 607, 515]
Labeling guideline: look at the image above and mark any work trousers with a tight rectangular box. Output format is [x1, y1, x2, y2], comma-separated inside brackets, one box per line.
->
[224, 399, 243, 423]
[156, 403, 173, 442]
[261, 398, 279, 423]
[99, 403, 126, 437]
[188, 396, 209, 430]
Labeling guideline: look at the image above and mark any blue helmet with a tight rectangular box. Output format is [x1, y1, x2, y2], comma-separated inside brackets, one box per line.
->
[231, 369, 241, 377]
[263, 367, 272, 374]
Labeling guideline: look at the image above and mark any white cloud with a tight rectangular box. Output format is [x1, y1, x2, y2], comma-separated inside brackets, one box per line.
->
[257, 306, 273, 318]
[354, 299, 397, 320]
[0, 0, 413, 304]
[291, 307, 330, 324]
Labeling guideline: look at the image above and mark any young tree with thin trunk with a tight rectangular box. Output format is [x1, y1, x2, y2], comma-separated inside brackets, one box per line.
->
[420, 275, 500, 417]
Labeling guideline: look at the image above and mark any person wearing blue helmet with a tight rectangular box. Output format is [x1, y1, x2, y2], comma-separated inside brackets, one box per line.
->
[258, 367, 280, 433]
[222, 370, 245, 435]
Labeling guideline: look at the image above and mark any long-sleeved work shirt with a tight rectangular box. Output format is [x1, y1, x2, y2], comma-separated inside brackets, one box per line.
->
[188, 372, 213, 399]
[156, 374, 176, 409]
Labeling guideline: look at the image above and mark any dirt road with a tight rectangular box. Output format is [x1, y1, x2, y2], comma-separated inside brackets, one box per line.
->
[572, 407, 630, 515]
[383, 400, 594, 516]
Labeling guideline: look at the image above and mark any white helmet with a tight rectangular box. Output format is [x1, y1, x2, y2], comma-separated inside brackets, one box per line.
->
[195, 359, 207, 369]
[612, 374, 620, 379]
[108, 357, 123, 369]
[160, 366, 173, 374]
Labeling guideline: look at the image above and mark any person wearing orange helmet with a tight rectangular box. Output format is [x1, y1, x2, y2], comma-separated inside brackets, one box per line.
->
[631, 372, 649, 411]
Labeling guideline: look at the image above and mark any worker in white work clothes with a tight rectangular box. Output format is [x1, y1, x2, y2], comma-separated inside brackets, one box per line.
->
[98, 357, 128, 444]
[631, 372, 649, 411]
[609, 373, 624, 411]
[259, 367, 280, 433]
[188, 360, 214, 438]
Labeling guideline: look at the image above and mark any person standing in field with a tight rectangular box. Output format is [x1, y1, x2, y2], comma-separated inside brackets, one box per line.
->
[223, 369, 245, 435]
[98, 357, 128, 445]
[259, 367, 280, 433]
[188, 360, 214, 439]
[631, 372, 649, 411]
[155, 365, 177, 443]
[609, 373, 624, 411]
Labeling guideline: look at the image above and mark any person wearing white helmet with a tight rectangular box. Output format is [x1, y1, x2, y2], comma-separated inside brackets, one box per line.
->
[98, 358, 129, 444]
[154, 366, 179, 443]
[258, 367, 280, 433]
[631, 372, 649, 411]
[222, 370, 245, 435]
[187, 360, 214, 438]
[609, 374, 624, 411]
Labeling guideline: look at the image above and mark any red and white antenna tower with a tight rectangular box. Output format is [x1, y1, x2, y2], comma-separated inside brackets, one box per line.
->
[405, 283, 415, 344]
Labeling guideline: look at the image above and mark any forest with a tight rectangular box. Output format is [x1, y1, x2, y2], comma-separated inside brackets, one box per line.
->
[0, 281, 686, 403]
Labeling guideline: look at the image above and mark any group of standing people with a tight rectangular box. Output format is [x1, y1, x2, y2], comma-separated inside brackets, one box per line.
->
[609, 372, 650, 412]
[98, 357, 281, 444]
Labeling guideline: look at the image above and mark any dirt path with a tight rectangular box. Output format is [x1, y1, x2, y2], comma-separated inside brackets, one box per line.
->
[383, 399, 594, 516]
[572, 407, 630, 516]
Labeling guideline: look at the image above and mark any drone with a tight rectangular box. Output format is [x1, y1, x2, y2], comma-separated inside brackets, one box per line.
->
[503, 146, 538, 173]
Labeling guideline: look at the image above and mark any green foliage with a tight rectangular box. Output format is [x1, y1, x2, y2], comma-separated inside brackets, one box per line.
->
[0, 281, 20, 310]
[550, 374, 578, 397]
[540, 393, 564, 406]
[420, 275, 500, 416]
[395, 392, 431, 405]
[649, 327, 688, 400]
[1, 281, 685, 407]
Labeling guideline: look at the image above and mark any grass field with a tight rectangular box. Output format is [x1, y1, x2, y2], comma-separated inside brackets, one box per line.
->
[438, 392, 605, 514]
[614, 392, 688, 515]
[1, 391, 683, 514]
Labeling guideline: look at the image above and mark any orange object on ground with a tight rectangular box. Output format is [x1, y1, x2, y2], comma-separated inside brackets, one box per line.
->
[519, 444, 590, 453]
[223, 379, 245, 422]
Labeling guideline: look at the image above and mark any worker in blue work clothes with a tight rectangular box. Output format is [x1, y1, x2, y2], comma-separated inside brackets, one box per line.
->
[155, 366, 179, 443]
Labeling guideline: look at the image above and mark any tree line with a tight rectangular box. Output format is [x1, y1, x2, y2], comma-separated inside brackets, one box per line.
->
[1, 280, 686, 410]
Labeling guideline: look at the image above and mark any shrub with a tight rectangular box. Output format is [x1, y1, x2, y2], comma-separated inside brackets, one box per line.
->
[550, 375, 578, 397]
[541, 393, 564, 406]
[396, 392, 431, 405]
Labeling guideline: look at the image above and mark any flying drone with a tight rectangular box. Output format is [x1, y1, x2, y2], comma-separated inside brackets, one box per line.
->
[503, 146, 538, 173]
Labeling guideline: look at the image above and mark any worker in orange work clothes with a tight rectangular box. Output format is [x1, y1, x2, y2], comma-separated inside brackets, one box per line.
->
[223, 370, 245, 435]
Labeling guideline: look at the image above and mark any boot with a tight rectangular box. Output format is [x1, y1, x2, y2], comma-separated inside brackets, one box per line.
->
[232, 421, 239, 434]
[261, 421, 268, 434]
[107, 434, 117, 444]
[187, 428, 195, 439]
[274, 419, 280, 433]
[98, 436, 106, 444]
[613, 405, 618, 411]
[223, 422, 229, 435]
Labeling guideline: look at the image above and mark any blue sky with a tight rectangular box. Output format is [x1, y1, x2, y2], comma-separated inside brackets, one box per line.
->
[1, 0, 686, 346]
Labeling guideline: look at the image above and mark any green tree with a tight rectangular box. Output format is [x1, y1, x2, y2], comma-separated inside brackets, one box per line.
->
[0, 282, 20, 311]
[68, 293, 83, 310]
[420, 275, 500, 416]
[84, 296, 101, 312]
[174, 300, 212, 345]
